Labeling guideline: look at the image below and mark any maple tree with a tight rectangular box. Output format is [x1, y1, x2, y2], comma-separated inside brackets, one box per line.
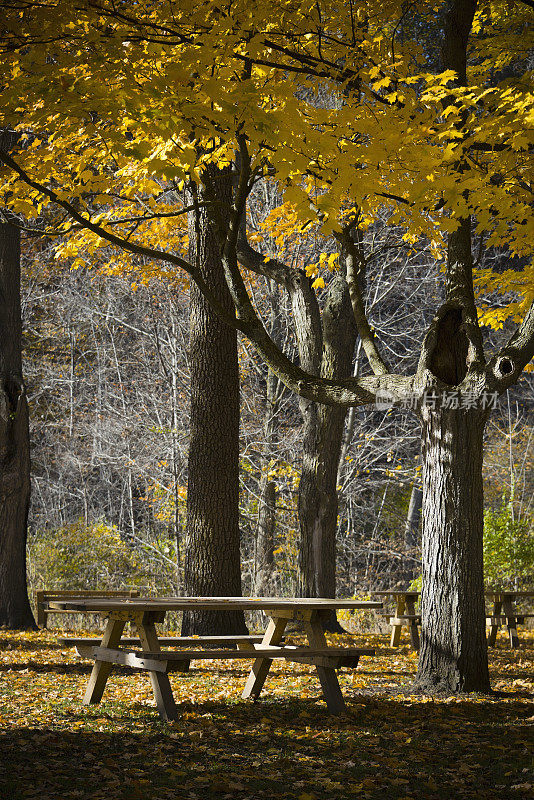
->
[0, 0, 533, 691]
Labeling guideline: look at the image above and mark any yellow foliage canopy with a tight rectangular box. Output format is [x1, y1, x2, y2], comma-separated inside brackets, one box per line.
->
[0, 0, 532, 318]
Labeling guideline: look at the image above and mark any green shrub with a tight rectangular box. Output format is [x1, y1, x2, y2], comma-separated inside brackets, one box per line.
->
[408, 499, 533, 592]
[483, 499, 533, 589]
[28, 519, 156, 591]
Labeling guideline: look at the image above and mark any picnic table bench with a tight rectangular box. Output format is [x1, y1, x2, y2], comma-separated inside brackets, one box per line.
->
[59, 635, 269, 665]
[51, 596, 381, 720]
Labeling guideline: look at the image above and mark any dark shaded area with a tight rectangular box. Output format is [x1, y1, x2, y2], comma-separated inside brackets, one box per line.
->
[429, 307, 468, 386]
[1, 695, 532, 800]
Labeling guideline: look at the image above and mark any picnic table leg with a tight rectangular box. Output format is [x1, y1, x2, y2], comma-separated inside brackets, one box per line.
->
[84, 616, 126, 705]
[35, 590, 47, 628]
[242, 616, 287, 701]
[390, 595, 406, 647]
[135, 619, 179, 721]
[304, 612, 346, 715]
[487, 599, 501, 647]
[502, 598, 519, 649]
[406, 596, 420, 651]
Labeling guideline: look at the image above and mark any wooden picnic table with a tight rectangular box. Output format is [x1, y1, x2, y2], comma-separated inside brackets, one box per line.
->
[49, 596, 382, 720]
[485, 589, 534, 648]
[371, 590, 420, 650]
[372, 588, 534, 650]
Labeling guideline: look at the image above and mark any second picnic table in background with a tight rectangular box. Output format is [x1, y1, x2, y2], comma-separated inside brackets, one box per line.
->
[372, 590, 420, 650]
[485, 590, 534, 648]
[373, 588, 534, 650]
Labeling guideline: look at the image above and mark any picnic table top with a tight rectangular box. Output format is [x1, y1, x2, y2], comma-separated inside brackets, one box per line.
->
[47, 596, 383, 613]
[371, 590, 420, 597]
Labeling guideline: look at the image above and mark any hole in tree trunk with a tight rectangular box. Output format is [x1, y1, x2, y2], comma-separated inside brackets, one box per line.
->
[497, 357, 513, 376]
[3, 378, 21, 413]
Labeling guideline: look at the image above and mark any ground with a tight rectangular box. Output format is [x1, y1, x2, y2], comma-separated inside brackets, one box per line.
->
[0, 628, 532, 800]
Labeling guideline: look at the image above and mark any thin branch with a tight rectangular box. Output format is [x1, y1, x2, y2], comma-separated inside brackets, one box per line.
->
[336, 229, 388, 376]
[0, 148, 245, 333]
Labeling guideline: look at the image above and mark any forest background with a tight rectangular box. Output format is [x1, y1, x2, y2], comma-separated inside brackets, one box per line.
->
[0, 0, 532, 652]
[22, 188, 534, 603]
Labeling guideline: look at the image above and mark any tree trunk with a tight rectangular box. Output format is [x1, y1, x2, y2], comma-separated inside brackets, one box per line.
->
[297, 276, 357, 630]
[403, 484, 422, 584]
[0, 221, 36, 629]
[415, 405, 490, 692]
[182, 168, 247, 635]
[414, 0, 490, 692]
[255, 279, 282, 595]
[255, 479, 276, 595]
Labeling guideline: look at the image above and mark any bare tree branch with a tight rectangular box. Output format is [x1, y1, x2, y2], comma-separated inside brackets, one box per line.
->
[337, 229, 388, 376]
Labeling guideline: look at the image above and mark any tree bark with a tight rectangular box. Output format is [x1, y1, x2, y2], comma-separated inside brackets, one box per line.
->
[414, 218, 491, 692]
[0, 221, 36, 629]
[297, 276, 357, 630]
[255, 479, 276, 595]
[413, 0, 491, 693]
[403, 484, 422, 584]
[182, 167, 247, 635]
[255, 279, 282, 595]
[415, 405, 490, 692]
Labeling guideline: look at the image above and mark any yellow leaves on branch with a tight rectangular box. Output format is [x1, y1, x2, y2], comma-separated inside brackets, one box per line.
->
[0, 0, 532, 291]
[475, 264, 534, 332]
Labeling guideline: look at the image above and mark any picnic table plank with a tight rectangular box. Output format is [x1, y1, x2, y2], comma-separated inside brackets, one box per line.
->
[59, 635, 266, 647]
[94, 646, 375, 661]
[48, 597, 382, 613]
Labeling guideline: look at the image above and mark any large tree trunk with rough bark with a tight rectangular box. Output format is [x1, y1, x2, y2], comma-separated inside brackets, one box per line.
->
[297, 276, 357, 630]
[415, 405, 490, 692]
[414, 0, 491, 694]
[182, 168, 247, 635]
[0, 221, 36, 629]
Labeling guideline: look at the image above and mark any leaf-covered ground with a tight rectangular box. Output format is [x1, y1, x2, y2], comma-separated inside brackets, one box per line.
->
[1, 628, 532, 800]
